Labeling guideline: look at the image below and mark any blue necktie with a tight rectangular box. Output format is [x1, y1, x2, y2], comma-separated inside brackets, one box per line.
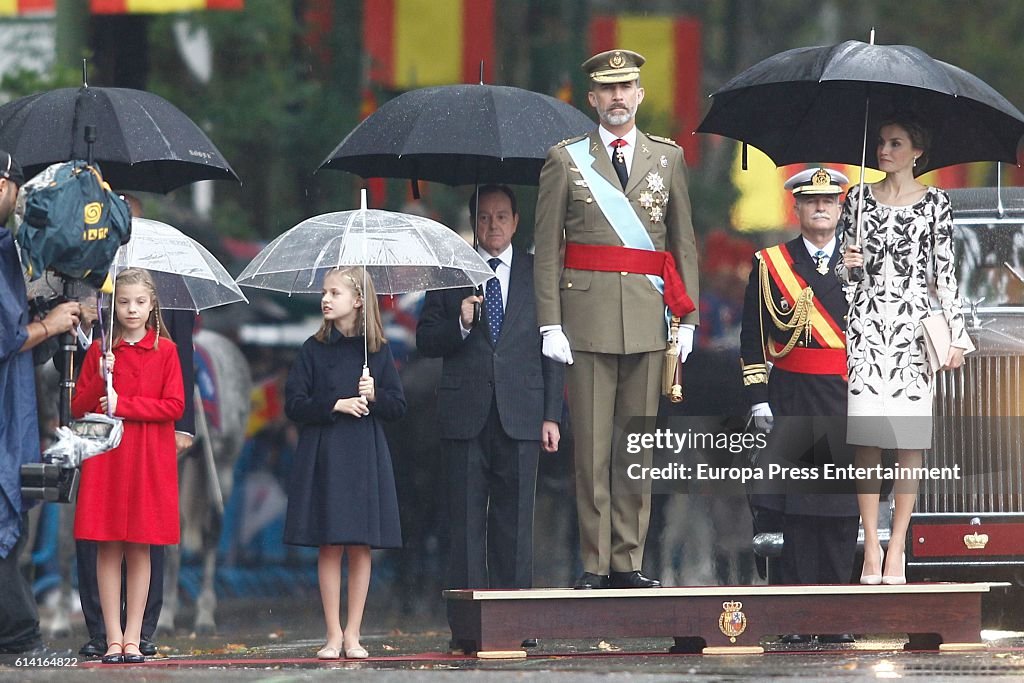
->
[485, 257, 504, 344]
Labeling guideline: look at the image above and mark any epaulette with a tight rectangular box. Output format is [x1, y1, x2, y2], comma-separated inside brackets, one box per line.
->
[647, 133, 680, 148]
[556, 134, 588, 148]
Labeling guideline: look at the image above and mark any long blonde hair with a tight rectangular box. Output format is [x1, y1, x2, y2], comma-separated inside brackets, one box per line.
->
[112, 267, 170, 348]
[314, 266, 385, 353]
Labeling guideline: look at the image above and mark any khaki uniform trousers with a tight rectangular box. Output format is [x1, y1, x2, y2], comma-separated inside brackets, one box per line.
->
[568, 349, 660, 575]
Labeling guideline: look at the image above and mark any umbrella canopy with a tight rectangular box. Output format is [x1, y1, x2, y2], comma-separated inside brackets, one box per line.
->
[235, 205, 494, 295]
[113, 218, 248, 312]
[0, 86, 239, 193]
[696, 40, 1024, 173]
[319, 84, 595, 186]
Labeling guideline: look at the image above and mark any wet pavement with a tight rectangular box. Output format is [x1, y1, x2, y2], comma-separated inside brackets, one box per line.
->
[4, 596, 1024, 680]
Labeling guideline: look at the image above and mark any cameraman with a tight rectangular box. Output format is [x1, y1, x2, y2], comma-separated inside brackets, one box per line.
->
[0, 150, 81, 655]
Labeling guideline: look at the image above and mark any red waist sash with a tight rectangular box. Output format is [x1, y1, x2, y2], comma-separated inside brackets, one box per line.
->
[563, 242, 695, 318]
[771, 346, 847, 377]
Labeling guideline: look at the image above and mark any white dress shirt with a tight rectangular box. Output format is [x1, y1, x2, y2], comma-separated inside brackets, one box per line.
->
[598, 125, 637, 176]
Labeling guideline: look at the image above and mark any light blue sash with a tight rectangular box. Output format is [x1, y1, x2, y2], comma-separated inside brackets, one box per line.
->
[565, 138, 665, 298]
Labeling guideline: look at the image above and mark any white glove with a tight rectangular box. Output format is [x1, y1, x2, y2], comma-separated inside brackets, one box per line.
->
[540, 325, 574, 365]
[677, 324, 695, 363]
[751, 402, 774, 433]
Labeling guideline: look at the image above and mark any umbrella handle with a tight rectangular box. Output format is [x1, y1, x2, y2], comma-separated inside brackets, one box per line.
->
[473, 285, 483, 327]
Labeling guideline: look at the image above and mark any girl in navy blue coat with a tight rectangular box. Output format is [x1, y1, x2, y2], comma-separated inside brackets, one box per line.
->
[284, 266, 405, 660]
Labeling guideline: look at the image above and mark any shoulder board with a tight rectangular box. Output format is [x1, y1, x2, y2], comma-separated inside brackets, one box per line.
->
[557, 134, 588, 148]
[647, 133, 680, 148]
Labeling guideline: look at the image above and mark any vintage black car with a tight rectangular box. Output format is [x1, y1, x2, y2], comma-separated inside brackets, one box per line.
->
[910, 187, 1024, 609]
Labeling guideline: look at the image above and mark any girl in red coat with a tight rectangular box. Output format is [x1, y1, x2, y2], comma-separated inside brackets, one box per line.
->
[72, 268, 184, 664]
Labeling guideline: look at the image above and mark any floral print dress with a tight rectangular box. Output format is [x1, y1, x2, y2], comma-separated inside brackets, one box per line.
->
[837, 184, 968, 448]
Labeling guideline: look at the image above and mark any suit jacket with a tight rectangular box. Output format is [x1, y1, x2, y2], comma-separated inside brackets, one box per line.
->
[533, 128, 699, 355]
[417, 250, 563, 442]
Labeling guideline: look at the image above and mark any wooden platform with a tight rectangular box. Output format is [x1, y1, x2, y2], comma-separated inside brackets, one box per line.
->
[445, 583, 1008, 656]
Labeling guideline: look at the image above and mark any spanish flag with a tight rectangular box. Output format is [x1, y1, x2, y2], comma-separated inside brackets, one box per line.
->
[364, 0, 495, 89]
[589, 14, 702, 164]
[91, 0, 242, 13]
[246, 376, 282, 438]
[729, 144, 973, 232]
[0, 0, 242, 15]
[0, 0, 55, 15]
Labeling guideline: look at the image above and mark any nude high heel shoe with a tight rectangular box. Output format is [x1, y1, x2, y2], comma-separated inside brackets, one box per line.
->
[860, 544, 883, 585]
[882, 551, 906, 585]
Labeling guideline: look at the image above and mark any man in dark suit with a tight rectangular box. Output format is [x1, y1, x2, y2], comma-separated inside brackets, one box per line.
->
[740, 167, 859, 643]
[417, 185, 563, 630]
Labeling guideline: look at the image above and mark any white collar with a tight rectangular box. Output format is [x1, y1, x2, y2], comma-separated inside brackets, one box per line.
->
[598, 125, 637, 151]
[802, 236, 836, 259]
[478, 244, 513, 268]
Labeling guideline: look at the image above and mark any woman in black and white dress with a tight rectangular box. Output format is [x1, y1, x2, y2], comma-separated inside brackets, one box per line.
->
[838, 115, 970, 585]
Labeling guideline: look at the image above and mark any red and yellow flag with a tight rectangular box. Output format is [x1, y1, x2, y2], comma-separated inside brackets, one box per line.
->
[731, 142, 975, 233]
[91, 0, 242, 13]
[0, 0, 55, 15]
[589, 14, 702, 164]
[0, 0, 242, 15]
[246, 376, 282, 437]
[364, 0, 494, 89]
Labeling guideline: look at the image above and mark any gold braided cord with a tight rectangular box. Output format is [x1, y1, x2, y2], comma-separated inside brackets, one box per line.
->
[758, 258, 813, 358]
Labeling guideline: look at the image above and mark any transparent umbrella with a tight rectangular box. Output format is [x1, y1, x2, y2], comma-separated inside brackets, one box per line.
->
[113, 217, 248, 311]
[235, 195, 493, 296]
[235, 191, 494, 365]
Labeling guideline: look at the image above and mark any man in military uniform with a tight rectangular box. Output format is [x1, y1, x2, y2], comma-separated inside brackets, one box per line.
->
[534, 49, 699, 589]
[740, 167, 859, 642]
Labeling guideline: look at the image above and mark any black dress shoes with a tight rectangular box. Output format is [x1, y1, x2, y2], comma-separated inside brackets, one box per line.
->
[573, 572, 610, 589]
[521, 638, 538, 648]
[79, 636, 107, 657]
[139, 639, 158, 656]
[609, 570, 661, 588]
[779, 634, 813, 644]
[816, 633, 855, 644]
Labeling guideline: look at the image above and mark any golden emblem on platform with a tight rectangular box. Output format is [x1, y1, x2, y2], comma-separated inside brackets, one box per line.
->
[964, 532, 989, 549]
[718, 600, 747, 642]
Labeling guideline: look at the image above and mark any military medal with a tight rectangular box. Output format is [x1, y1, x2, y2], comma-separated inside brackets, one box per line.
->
[615, 147, 626, 165]
[816, 260, 829, 276]
[660, 155, 668, 168]
[641, 171, 669, 223]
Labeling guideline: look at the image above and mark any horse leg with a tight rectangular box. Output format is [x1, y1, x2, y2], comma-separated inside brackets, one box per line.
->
[193, 509, 221, 635]
[155, 543, 180, 636]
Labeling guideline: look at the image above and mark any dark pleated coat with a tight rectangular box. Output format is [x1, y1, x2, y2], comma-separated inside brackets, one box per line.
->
[283, 329, 405, 548]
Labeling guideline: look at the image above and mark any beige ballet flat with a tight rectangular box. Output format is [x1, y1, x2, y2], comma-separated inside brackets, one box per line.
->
[317, 646, 342, 660]
[345, 646, 369, 659]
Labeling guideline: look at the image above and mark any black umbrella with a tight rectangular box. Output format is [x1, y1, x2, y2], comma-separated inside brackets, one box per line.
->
[318, 83, 595, 187]
[696, 39, 1024, 174]
[0, 85, 238, 193]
